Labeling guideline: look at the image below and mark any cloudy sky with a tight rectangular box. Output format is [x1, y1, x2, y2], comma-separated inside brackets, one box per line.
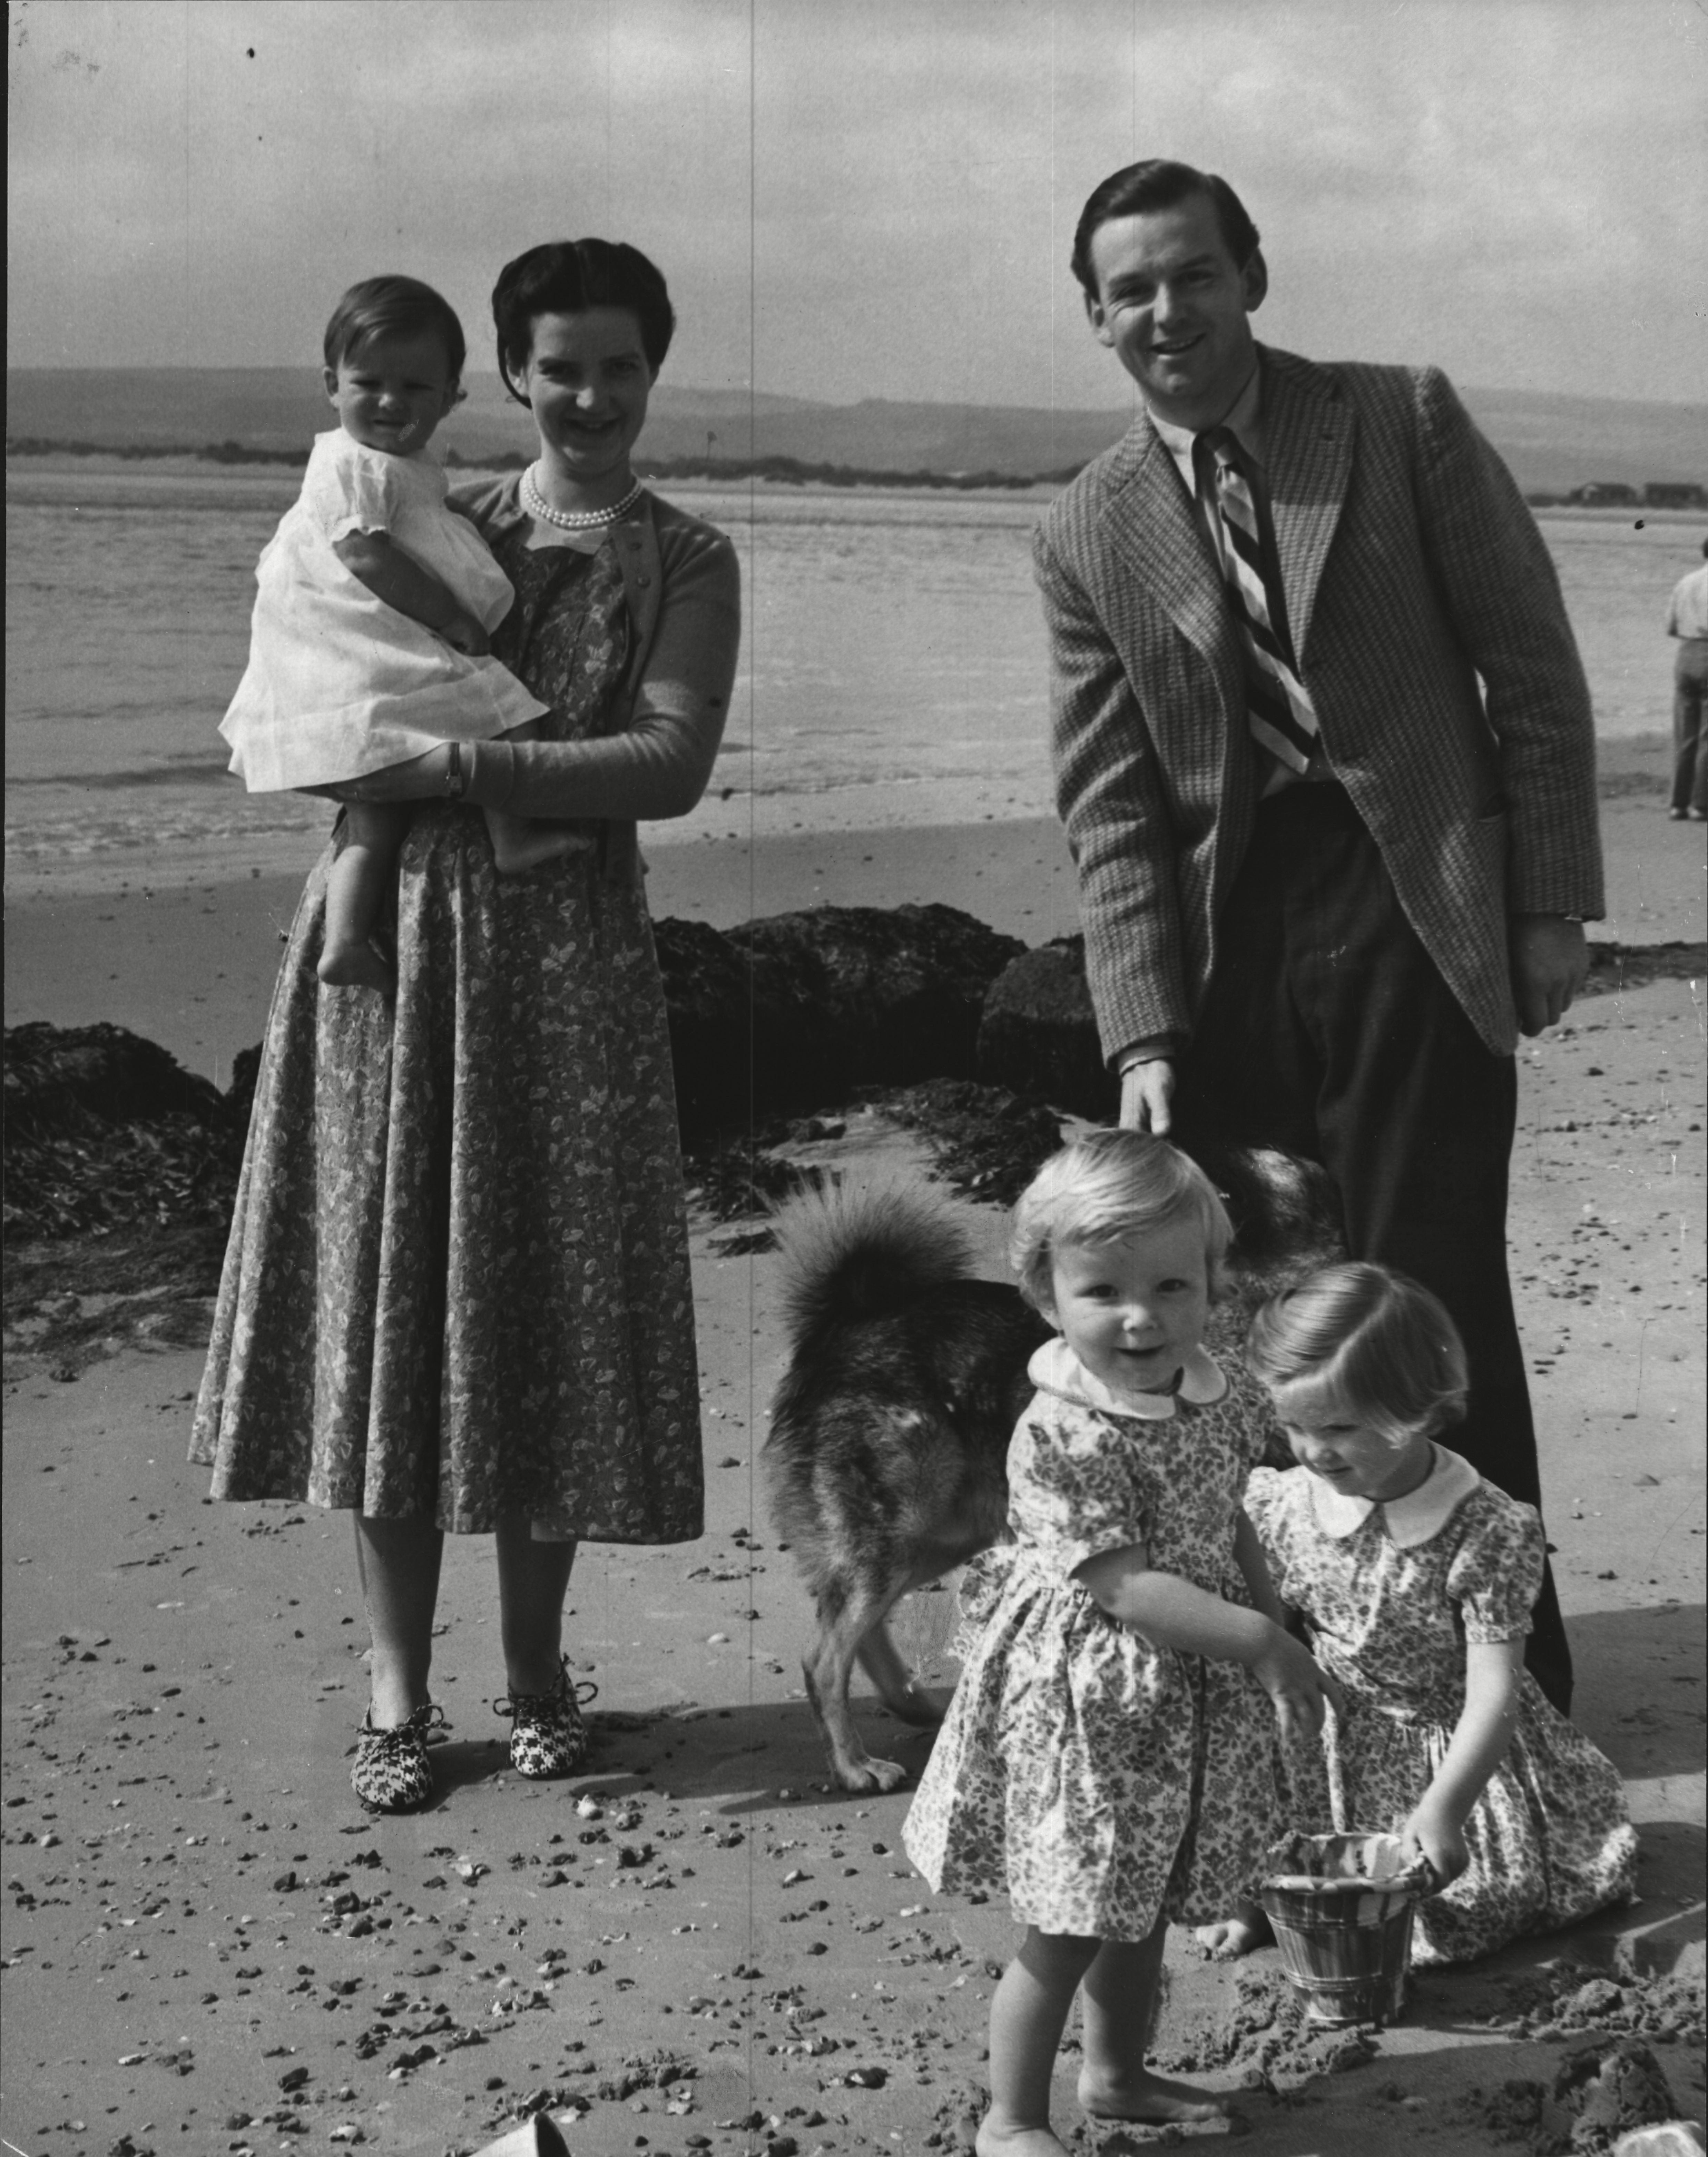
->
[8, 0, 1705, 409]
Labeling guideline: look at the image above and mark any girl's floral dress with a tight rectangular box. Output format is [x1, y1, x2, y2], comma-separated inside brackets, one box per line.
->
[190, 535, 703, 1544]
[1246, 1451, 1637, 1964]
[903, 1339, 1284, 1940]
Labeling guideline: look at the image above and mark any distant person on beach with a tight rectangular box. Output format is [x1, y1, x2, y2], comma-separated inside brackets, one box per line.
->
[220, 275, 579, 994]
[192, 239, 740, 1813]
[1665, 537, 1708, 820]
[1035, 159, 1603, 1714]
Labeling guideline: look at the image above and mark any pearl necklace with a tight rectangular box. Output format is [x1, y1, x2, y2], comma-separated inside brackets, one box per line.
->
[521, 466, 643, 530]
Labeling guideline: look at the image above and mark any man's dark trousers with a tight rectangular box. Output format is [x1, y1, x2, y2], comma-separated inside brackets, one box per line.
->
[1172, 780, 1573, 1712]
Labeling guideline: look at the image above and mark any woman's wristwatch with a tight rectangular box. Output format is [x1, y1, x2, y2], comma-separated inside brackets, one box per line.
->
[445, 742, 467, 799]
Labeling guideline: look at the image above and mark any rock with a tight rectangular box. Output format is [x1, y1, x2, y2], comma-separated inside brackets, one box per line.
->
[651, 917, 761, 1141]
[976, 936, 1115, 1121]
[728, 902, 1023, 1105]
[4, 1022, 250, 1241]
[1581, 941, 1708, 995]
[655, 905, 1023, 1140]
[4, 1021, 231, 1139]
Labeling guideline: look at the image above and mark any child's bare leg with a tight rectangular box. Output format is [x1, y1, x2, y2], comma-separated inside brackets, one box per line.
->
[321, 800, 406, 990]
[979, 1927, 1100, 2157]
[1077, 1916, 1231, 2124]
[1195, 1897, 1273, 1959]
[482, 718, 587, 874]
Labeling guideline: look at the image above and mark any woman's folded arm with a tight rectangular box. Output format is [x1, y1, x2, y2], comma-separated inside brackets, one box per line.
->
[468, 537, 740, 822]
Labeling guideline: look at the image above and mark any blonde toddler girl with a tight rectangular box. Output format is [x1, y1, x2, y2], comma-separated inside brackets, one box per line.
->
[903, 1130, 1331, 2154]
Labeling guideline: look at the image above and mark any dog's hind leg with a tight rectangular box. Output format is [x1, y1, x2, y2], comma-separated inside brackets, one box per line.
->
[857, 1618, 948, 1727]
[803, 1567, 936, 1794]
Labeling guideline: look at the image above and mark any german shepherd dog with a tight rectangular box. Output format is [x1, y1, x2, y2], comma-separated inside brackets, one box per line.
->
[765, 1148, 1343, 1792]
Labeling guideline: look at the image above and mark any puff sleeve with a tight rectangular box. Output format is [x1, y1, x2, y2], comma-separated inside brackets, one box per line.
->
[1445, 1490, 1544, 1643]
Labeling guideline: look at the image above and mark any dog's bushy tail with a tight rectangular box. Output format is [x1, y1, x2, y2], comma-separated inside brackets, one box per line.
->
[772, 1180, 979, 1356]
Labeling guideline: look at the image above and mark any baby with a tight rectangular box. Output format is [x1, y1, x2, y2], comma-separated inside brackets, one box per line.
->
[220, 274, 578, 991]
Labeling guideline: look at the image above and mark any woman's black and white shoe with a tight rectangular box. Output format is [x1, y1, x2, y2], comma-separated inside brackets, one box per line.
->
[495, 1658, 598, 1778]
[351, 1701, 447, 1812]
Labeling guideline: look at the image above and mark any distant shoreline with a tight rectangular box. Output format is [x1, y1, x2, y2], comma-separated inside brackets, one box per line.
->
[5, 440, 1067, 495]
[8, 444, 1704, 513]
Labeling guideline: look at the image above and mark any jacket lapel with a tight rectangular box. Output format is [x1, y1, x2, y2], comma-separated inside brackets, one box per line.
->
[1101, 421, 1242, 693]
[1262, 347, 1354, 664]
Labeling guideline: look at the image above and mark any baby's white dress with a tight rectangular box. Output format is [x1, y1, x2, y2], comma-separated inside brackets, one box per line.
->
[220, 430, 548, 792]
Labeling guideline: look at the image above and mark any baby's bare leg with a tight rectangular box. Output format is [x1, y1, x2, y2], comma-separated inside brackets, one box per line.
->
[321, 800, 406, 992]
[483, 717, 589, 875]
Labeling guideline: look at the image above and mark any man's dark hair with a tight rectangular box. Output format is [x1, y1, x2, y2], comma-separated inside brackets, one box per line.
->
[492, 239, 675, 400]
[1070, 160, 1260, 299]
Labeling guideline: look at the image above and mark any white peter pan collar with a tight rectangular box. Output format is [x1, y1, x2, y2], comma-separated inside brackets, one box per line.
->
[1307, 1443, 1480, 1547]
[1027, 1337, 1228, 1421]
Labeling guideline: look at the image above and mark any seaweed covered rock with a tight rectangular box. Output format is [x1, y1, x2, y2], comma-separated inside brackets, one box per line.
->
[4, 1022, 249, 1241]
[727, 902, 1024, 1105]
[975, 935, 1116, 1122]
[649, 915, 767, 1142]
[655, 904, 1024, 1140]
[5, 1020, 229, 1139]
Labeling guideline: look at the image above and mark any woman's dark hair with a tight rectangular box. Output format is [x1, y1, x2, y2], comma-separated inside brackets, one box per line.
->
[492, 239, 675, 400]
[1070, 160, 1260, 300]
[323, 275, 467, 378]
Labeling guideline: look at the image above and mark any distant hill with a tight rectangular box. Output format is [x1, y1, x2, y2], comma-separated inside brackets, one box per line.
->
[7, 367, 1706, 493]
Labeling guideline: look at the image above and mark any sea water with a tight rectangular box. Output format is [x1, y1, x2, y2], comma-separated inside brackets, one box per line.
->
[4, 467, 1695, 893]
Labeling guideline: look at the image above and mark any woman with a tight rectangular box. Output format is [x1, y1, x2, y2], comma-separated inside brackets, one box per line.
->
[191, 239, 740, 1812]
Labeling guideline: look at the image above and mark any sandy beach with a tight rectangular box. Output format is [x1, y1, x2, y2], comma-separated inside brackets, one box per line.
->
[3, 749, 1704, 2156]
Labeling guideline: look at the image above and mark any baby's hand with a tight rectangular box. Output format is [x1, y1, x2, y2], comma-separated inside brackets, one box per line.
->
[440, 610, 491, 658]
[1252, 1627, 1331, 1747]
[1400, 1802, 1467, 1890]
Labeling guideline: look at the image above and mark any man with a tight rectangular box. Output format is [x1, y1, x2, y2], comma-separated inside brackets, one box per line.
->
[1665, 537, 1708, 820]
[1035, 159, 1603, 1710]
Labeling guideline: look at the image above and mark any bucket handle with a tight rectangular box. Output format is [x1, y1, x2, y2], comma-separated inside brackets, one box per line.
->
[1323, 1697, 1348, 1834]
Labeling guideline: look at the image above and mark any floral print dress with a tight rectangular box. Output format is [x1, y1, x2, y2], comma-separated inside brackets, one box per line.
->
[190, 534, 704, 1544]
[902, 1340, 1284, 1941]
[1246, 1453, 1637, 1964]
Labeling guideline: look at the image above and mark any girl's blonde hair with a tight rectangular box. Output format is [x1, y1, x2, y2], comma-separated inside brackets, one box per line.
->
[1009, 1129, 1232, 1311]
[1245, 1262, 1468, 1446]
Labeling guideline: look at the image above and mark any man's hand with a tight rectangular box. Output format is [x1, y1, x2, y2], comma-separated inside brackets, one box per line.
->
[1509, 914, 1588, 1035]
[1119, 1057, 1176, 1133]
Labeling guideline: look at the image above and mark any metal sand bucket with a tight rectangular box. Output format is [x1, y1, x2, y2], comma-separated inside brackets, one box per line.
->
[1259, 1705, 1434, 2027]
[1259, 1831, 1430, 2026]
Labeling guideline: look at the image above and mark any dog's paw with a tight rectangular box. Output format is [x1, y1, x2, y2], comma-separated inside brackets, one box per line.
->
[835, 1754, 912, 1794]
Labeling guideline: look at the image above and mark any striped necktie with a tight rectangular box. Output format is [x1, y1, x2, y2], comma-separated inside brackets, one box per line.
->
[1194, 425, 1318, 775]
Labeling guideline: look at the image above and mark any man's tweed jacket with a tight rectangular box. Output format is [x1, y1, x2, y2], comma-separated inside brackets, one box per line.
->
[1033, 345, 1604, 1063]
